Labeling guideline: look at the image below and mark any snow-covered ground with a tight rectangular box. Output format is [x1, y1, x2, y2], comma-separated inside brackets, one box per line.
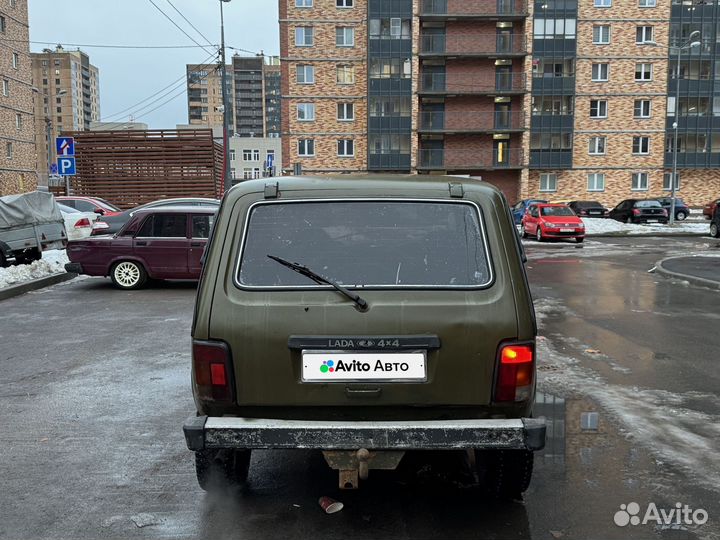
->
[582, 217, 709, 236]
[0, 250, 69, 289]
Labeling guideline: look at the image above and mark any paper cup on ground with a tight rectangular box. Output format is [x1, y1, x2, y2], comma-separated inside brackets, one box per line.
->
[318, 496, 343, 514]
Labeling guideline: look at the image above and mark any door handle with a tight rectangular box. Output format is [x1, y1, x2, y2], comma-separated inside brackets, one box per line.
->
[136, 241, 147, 246]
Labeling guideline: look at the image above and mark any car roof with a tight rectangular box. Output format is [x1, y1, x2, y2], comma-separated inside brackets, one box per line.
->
[131, 205, 218, 215]
[534, 203, 568, 207]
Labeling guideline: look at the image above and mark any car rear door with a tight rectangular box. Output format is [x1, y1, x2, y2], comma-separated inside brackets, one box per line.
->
[133, 213, 190, 278]
[188, 214, 214, 277]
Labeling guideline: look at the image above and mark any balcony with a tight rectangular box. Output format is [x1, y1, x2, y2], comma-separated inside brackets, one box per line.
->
[418, 110, 526, 133]
[421, 0, 528, 19]
[419, 72, 527, 95]
[420, 34, 527, 57]
[418, 148, 525, 170]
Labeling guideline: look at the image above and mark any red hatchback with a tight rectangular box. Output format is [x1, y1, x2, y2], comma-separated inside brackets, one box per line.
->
[522, 203, 585, 243]
[65, 206, 216, 289]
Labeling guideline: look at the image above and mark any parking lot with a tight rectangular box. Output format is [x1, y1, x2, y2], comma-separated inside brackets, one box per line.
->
[1, 237, 718, 540]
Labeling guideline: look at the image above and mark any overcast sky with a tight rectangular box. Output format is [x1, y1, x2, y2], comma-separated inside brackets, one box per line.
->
[28, 0, 280, 128]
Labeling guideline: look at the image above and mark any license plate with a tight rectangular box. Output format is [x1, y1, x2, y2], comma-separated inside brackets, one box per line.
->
[560, 228, 574, 232]
[302, 351, 426, 382]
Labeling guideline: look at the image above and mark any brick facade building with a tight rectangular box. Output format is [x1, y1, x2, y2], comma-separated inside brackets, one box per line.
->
[0, 0, 37, 196]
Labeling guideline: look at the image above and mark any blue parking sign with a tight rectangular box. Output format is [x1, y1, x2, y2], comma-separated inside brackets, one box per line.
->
[57, 157, 76, 176]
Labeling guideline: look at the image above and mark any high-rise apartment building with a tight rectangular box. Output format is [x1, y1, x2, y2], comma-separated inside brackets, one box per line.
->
[0, 0, 37, 195]
[31, 46, 100, 178]
[187, 56, 281, 138]
[279, 0, 720, 205]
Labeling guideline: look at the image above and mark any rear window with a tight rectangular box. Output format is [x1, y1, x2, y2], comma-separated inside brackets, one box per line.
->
[237, 200, 492, 288]
[541, 206, 575, 217]
[635, 201, 661, 208]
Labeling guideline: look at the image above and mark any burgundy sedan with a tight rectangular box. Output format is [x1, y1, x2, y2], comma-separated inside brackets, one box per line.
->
[65, 206, 216, 289]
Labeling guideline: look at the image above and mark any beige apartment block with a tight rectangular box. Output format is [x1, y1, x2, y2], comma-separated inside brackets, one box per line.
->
[0, 0, 37, 195]
[280, 0, 368, 173]
[31, 46, 100, 180]
[187, 63, 226, 128]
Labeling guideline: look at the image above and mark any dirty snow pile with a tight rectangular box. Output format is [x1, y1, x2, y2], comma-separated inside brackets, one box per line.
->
[582, 218, 709, 236]
[0, 250, 69, 288]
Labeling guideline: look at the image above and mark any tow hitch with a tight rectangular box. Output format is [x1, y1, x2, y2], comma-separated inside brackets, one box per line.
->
[322, 449, 405, 489]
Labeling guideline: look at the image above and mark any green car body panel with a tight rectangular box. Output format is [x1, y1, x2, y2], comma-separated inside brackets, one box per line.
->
[191, 176, 537, 421]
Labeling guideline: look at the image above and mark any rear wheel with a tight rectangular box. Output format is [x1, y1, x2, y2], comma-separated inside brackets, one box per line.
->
[711, 222, 720, 238]
[521, 225, 529, 239]
[476, 449, 534, 500]
[110, 260, 147, 290]
[576, 237, 584, 243]
[536, 228, 543, 242]
[195, 449, 251, 492]
[676, 211, 687, 221]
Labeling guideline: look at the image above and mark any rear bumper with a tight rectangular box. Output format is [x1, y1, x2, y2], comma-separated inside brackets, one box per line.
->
[65, 262, 83, 274]
[183, 416, 546, 452]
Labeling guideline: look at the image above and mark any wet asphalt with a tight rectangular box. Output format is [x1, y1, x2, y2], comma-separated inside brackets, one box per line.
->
[0, 236, 718, 540]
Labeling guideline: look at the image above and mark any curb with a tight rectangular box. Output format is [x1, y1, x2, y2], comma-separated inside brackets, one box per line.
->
[0, 272, 77, 302]
[654, 257, 720, 291]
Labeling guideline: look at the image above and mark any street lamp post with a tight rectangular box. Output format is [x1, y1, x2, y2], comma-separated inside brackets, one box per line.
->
[219, 0, 232, 195]
[670, 30, 701, 225]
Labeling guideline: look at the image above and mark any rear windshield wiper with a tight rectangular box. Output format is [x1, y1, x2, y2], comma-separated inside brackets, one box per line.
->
[267, 255, 368, 311]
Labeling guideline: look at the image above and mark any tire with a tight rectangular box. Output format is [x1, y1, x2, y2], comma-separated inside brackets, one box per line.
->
[536, 228, 543, 242]
[110, 260, 147, 290]
[576, 237, 584, 243]
[676, 211, 687, 221]
[521, 226, 529, 239]
[476, 449, 534, 500]
[0, 251, 7, 268]
[711, 222, 720, 238]
[195, 449, 251, 492]
[16, 248, 41, 264]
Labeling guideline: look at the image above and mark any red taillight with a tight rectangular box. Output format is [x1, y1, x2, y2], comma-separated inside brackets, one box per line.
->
[74, 218, 91, 228]
[193, 340, 233, 403]
[632, 209, 641, 216]
[494, 343, 534, 402]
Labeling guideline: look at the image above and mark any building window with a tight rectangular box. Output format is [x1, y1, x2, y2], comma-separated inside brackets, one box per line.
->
[0, 16, 5, 33]
[231, 168, 237, 180]
[633, 136, 650, 154]
[635, 63, 653, 81]
[663, 172, 680, 191]
[533, 18, 577, 39]
[295, 27, 314, 46]
[587, 173, 605, 192]
[297, 103, 316, 121]
[2, 79, 8, 96]
[55, 79, 60, 85]
[636, 26, 654, 44]
[230, 149, 236, 161]
[243, 168, 253, 179]
[337, 139, 354, 157]
[336, 27, 355, 47]
[337, 102, 355, 121]
[337, 0, 353, 6]
[337, 64, 355, 84]
[10, 0, 16, 6]
[296, 64, 315, 84]
[639, 0, 656, 5]
[590, 99, 608, 118]
[591, 63, 608, 81]
[15, 113, 22, 130]
[593, 25, 610, 44]
[12, 52, 19, 69]
[589, 136, 606, 155]
[54, 59, 61, 66]
[252, 149, 260, 161]
[632, 172, 649, 190]
[296, 0, 312, 6]
[594, 0, 611, 6]
[5, 142, 12, 160]
[298, 139, 315, 156]
[253, 168, 261, 179]
[634, 99, 651, 118]
[540, 173, 558, 192]
[369, 58, 411, 79]
[242, 149, 252, 160]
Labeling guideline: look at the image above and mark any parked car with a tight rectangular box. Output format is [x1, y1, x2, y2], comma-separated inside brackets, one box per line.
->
[91, 197, 220, 236]
[703, 198, 720, 220]
[57, 203, 98, 241]
[183, 176, 545, 496]
[521, 203, 585, 243]
[511, 199, 547, 225]
[65, 206, 216, 289]
[655, 197, 690, 221]
[0, 191, 66, 266]
[710, 208, 720, 238]
[56, 196, 122, 217]
[609, 199, 668, 224]
[567, 200, 609, 218]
